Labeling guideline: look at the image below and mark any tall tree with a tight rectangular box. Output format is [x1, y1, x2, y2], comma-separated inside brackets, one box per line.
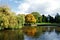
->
[47, 15, 54, 23]
[55, 13, 60, 23]
[41, 15, 48, 23]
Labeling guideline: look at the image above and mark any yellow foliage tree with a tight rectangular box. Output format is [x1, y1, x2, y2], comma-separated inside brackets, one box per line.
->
[0, 6, 18, 28]
[8, 15, 18, 28]
[25, 14, 36, 23]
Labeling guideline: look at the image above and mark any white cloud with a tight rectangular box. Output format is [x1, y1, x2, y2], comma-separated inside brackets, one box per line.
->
[18, 3, 30, 12]
[46, 0, 60, 12]
[17, 0, 60, 16]
[16, 3, 30, 14]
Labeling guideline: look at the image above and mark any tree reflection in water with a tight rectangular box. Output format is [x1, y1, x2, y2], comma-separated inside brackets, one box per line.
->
[0, 30, 24, 40]
[24, 29, 60, 40]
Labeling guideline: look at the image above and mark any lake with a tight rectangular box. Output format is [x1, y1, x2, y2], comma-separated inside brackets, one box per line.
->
[0, 26, 60, 40]
[24, 29, 60, 40]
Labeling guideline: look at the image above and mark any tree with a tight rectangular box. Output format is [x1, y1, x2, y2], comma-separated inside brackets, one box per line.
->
[25, 14, 36, 23]
[47, 15, 54, 23]
[0, 6, 18, 28]
[42, 15, 48, 23]
[9, 15, 18, 28]
[55, 13, 60, 23]
[0, 7, 10, 28]
[38, 16, 42, 23]
[31, 12, 41, 23]
[17, 14, 25, 28]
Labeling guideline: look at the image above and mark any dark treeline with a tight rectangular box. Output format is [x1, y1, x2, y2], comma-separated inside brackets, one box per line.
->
[39, 13, 60, 23]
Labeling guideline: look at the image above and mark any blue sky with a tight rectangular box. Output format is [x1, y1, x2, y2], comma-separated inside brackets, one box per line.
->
[0, 0, 60, 17]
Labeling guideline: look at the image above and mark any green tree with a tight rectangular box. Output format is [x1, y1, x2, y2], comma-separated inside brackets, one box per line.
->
[42, 15, 48, 23]
[55, 13, 60, 23]
[17, 14, 25, 28]
[48, 15, 54, 23]
[38, 16, 42, 23]
[31, 12, 41, 23]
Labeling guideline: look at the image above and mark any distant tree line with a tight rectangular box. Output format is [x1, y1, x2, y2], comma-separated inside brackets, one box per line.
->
[41, 13, 60, 23]
[25, 12, 60, 23]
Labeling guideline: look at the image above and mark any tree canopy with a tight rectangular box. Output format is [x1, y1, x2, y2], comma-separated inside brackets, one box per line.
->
[25, 14, 36, 23]
[0, 7, 18, 28]
[31, 12, 41, 23]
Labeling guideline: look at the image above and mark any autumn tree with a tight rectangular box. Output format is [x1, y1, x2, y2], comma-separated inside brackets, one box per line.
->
[25, 14, 36, 23]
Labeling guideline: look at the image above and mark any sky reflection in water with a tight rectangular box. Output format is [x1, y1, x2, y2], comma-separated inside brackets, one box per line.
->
[24, 30, 60, 40]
